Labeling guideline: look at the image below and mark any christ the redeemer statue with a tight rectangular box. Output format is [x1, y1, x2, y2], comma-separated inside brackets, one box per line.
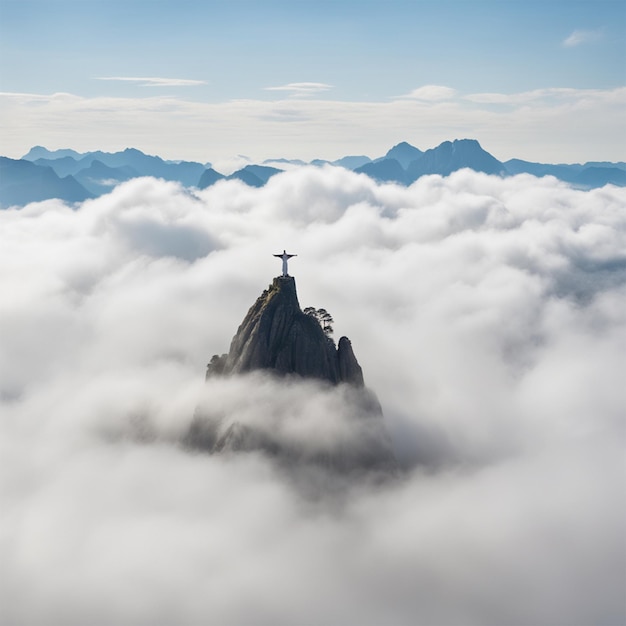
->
[273, 250, 297, 277]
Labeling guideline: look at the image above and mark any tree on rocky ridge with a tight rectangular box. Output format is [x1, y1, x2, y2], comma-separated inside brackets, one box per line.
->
[304, 307, 334, 336]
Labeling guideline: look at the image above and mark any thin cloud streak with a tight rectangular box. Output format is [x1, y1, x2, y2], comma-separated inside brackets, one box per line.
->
[264, 82, 333, 97]
[96, 76, 207, 87]
[562, 29, 602, 47]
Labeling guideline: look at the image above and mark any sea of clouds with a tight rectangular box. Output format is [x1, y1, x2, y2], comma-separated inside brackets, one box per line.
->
[1, 167, 625, 625]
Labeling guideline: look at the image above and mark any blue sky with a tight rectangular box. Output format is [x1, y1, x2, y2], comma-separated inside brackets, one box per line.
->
[1, 0, 624, 164]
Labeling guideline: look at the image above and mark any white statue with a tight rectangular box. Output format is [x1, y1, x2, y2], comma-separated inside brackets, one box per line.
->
[273, 250, 297, 276]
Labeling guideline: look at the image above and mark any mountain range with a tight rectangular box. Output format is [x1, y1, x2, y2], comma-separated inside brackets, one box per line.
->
[2, 139, 625, 208]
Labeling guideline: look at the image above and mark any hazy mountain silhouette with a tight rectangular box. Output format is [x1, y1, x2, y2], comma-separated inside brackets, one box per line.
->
[504, 158, 582, 182]
[86, 148, 206, 186]
[32, 156, 84, 177]
[355, 139, 506, 184]
[332, 155, 372, 170]
[25, 148, 206, 188]
[263, 158, 307, 166]
[382, 141, 423, 169]
[22, 146, 83, 161]
[227, 164, 282, 187]
[573, 167, 626, 188]
[504, 158, 626, 188]
[406, 139, 506, 181]
[197, 167, 226, 189]
[5, 141, 624, 207]
[310, 155, 373, 170]
[355, 158, 407, 184]
[73, 160, 139, 196]
[586, 160, 626, 170]
[0, 157, 92, 208]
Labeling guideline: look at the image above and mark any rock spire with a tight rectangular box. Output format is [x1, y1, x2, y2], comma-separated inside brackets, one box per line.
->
[206, 276, 364, 386]
[190, 275, 398, 476]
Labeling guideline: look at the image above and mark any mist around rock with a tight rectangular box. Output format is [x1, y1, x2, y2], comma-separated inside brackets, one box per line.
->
[1, 168, 625, 625]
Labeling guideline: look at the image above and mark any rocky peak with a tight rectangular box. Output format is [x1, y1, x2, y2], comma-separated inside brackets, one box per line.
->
[207, 275, 364, 386]
[192, 275, 398, 478]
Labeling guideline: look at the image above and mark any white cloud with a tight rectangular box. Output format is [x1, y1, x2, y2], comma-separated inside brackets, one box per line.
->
[209, 154, 252, 175]
[464, 86, 622, 105]
[96, 76, 207, 87]
[264, 82, 333, 97]
[1, 85, 625, 165]
[1, 170, 625, 624]
[399, 84, 458, 101]
[562, 29, 602, 47]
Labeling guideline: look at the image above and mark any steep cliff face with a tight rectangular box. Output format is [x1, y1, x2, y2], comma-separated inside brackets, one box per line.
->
[207, 276, 363, 386]
[193, 275, 397, 476]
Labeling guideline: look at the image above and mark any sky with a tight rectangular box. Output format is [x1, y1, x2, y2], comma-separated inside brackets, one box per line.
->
[2, 4, 625, 623]
[1, 0, 625, 163]
[1, 169, 625, 624]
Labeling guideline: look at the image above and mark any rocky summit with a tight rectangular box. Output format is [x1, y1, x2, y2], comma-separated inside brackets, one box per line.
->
[206, 276, 364, 386]
[188, 275, 398, 476]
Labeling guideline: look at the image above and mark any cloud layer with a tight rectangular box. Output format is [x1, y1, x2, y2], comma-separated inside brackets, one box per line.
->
[1, 85, 625, 163]
[1, 170, 625, 625]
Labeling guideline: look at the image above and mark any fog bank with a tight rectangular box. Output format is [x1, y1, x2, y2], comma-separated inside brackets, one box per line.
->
[1, 169, 624, 625]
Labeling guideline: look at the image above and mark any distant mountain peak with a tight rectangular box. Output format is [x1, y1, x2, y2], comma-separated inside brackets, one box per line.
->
[383, 142, 423, 169]
[355, 158, 407, 184]
[22, 146, 83, 161]
[226, 164, 282, 187]
[331, 155, 372, 170]
[405, 138, 507, 180]
[0, 156, 92, 207]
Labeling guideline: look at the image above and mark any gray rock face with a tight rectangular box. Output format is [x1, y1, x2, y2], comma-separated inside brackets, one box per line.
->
[207, 276, 363, 386]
